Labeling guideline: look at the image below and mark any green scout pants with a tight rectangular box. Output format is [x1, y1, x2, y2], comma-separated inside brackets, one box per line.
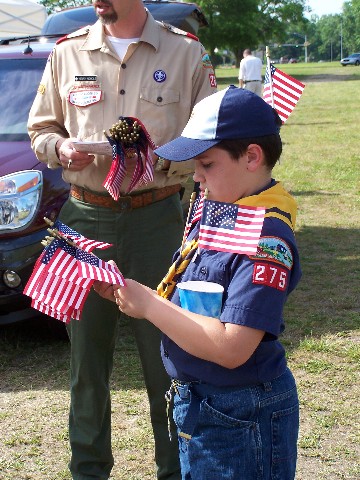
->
[60, 192, 183, 480]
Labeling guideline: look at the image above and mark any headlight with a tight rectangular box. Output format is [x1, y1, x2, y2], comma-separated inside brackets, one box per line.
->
[0, 170, 42, 231]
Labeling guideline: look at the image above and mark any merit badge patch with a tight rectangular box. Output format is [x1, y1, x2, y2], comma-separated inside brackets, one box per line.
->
[68, 89, 102, 107]
[252, 262, 288, 291]
[250, 236, 293, 269]
[153, 70, 167, 83]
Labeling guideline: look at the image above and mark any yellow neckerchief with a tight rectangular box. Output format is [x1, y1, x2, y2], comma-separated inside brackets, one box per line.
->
[157, 182, 297, 299]
[233, 181, 297, 231]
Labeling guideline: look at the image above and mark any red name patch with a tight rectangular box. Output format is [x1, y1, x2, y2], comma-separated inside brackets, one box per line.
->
[252, 262, 288, 291]
[209, 74, 217, 88]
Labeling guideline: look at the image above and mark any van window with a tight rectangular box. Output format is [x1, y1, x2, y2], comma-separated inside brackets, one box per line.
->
[0, 58, 47, 141]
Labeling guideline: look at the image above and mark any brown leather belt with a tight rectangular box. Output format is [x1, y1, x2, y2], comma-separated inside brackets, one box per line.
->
[70, 184, 182, 210]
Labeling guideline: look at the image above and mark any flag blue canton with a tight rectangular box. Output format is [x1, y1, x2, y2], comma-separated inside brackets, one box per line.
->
[202, 202, 238, 230]
[264, 64, 275, 85]
[54, 220, 81, 238]
[76, 249, 100, 266]
[42, 240, 76, 264]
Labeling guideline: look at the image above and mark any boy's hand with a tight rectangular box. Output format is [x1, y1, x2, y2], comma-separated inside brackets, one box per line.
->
[93, 280, 119, 303]
[114, 279, 155, 319]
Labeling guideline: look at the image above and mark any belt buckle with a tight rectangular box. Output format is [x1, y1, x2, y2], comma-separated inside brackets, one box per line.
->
[116, 196, 133, 210]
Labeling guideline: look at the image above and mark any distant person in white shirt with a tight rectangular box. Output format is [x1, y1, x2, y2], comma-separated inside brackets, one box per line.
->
[238, 49, 263, 96]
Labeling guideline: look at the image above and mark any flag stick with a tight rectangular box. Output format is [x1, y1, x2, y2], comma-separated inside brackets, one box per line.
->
[43, 217, 77, 247]
[265, 46, 274, 108]
[181, 191, 196, 251]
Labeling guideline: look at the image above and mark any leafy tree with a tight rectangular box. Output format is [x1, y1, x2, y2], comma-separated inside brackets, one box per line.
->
[341, 0, 360, 54]
[313, 15, 343, 61]
[187, 0, 307, 66]
[39, 0, 90, 15]
[190, 0, 259, 67]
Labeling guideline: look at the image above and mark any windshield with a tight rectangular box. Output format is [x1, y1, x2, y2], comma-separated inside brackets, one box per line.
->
[0, 57, 46, 141]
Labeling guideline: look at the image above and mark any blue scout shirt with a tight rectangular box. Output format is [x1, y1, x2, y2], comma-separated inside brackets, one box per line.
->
[160, 183, 302, 387]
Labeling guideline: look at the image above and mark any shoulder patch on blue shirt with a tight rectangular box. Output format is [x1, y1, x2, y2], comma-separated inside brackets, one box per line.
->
[250, 236, 293, 269]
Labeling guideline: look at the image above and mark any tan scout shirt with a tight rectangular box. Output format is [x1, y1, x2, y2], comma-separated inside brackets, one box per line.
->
[28, 12, 217, 193]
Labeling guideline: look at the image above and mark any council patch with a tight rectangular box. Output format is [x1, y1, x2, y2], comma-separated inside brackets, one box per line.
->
[250, 236, 293, 269]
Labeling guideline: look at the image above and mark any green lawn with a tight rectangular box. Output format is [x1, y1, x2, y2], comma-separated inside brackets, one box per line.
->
[0, 63, 359, 479]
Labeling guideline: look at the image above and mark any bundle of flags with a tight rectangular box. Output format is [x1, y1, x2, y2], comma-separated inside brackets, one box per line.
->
[23, 219, 125, 323]
[103, 116, 156, 200]
[263, 62, 305, 123]
[184, 195, 265, 256]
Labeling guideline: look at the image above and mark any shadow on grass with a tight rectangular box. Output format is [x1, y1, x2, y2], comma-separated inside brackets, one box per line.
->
[283, 225, 360, 353]
[0, 225, 358, 392]
[291, 190, 340, 197]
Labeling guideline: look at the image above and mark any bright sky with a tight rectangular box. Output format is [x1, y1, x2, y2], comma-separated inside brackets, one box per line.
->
[306, 0, 344, 17]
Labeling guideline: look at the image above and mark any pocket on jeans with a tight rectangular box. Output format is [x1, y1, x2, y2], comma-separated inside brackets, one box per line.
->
[271, 402, 299, 480]
[194, 401, 263, 478]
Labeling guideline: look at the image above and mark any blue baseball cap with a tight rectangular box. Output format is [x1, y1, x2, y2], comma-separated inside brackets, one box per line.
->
[154, 85, 281, 162]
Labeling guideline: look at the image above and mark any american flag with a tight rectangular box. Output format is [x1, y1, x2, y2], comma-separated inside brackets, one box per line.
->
[102, 140, 127, 201]
[183, 193, 205, 240]
[53, 220, 112, 252]
[24, 239, 94, 322]
[198, 200, 265, 255]
[77, 249, 126, 286]
[103, 117, 155, 200]
[263, 63, 305, 123]
[24, 223, 126, 322]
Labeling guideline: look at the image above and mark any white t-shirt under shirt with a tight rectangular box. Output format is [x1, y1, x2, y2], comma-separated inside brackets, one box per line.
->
[107, 36, 140, 60]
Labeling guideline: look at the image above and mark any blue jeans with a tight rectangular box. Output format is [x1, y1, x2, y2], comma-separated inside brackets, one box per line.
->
[172, 368, 299, 480]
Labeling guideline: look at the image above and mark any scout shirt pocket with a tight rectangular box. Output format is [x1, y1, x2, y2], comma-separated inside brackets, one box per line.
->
[140, 87, 194, 178]
[66, 82, 105, 139]
[139, 86, 180, 145]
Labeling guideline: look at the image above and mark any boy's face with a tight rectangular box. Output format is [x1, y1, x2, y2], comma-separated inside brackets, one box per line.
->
[193, 146, 252, 203]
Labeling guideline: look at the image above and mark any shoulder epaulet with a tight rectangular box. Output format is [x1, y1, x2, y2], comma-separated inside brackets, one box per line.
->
[160, 22, 199, 42]
[55, 26, 91, 45]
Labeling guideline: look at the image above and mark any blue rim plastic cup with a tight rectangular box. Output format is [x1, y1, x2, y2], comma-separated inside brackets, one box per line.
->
[177, 281, 224, 319]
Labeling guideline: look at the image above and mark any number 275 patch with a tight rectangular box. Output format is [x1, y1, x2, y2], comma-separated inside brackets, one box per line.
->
[252, 263, 288, 291]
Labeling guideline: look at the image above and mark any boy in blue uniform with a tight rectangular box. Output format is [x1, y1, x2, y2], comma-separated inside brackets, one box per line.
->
[94, 86, 301, 479]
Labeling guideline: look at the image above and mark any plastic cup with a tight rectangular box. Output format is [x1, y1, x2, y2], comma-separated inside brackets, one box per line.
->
[177, 281, 224, 319]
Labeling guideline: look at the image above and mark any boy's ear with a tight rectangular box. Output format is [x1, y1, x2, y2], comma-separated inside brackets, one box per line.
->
[246, 144, 263, 171]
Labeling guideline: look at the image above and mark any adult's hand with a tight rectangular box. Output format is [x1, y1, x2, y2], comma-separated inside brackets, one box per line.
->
[56, 138, 95, 171]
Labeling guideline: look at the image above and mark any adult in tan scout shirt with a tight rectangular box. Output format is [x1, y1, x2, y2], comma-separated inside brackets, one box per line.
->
[28, 1, 216, 479]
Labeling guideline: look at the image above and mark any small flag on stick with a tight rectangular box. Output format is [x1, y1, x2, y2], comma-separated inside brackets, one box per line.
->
[198, 200, 265, 256]
[24, 220, 125, 323]
[263, 47, 305, 123]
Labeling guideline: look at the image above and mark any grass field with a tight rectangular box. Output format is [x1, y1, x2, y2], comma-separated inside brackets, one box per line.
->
[0, 62, 359, 479]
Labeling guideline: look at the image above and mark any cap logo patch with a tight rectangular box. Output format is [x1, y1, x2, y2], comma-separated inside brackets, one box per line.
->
[153, 70, 166, 83]
[249, 236, 293, 269]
